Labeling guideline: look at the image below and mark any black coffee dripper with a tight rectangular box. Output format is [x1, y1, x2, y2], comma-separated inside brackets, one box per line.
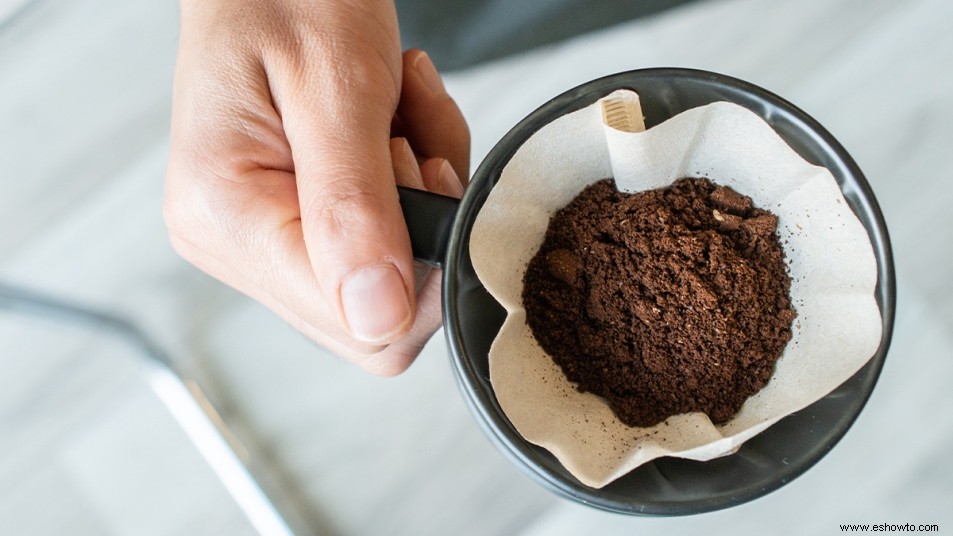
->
[397, 68, 895, 515]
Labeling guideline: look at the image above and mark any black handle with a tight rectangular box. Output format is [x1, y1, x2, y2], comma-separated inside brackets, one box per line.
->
[397, 186, 459, 269]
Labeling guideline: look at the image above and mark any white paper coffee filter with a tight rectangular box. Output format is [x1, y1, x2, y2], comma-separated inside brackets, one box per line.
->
[470, 89, 882, 488]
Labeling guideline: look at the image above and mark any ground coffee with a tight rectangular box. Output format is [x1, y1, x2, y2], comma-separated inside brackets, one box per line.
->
[522, 178, 797, 427]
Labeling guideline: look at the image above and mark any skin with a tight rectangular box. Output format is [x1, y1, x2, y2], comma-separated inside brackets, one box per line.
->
[164, 0, 470, 376]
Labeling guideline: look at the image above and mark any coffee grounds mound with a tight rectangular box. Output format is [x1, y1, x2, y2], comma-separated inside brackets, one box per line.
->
[522, 178, 797, 428]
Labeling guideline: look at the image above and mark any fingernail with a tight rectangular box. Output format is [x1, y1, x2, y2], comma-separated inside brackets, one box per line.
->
[438, 159, 464, 197]
[391, 137, 424, 189]
[412, 51, 446, 96]
[341, 264, 411, 343]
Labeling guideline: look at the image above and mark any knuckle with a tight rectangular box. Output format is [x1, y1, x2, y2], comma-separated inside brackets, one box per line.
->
[275, 32, 399, 113]
[305, 180, 386, 241]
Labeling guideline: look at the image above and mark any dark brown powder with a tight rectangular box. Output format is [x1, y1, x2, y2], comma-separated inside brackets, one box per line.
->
[522, 178, 796, 428]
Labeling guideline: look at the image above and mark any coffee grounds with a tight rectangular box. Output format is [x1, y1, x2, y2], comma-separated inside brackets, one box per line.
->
[522, 178, 796, 428]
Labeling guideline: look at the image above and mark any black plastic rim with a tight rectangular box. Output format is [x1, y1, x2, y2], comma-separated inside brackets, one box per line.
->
[441, 68, 895, 516]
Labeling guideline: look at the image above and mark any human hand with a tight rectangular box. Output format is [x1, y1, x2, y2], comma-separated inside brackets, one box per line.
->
[164, 0, 469, 375]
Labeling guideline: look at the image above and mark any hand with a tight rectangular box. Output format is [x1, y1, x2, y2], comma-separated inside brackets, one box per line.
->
[164, 0, 470, 375]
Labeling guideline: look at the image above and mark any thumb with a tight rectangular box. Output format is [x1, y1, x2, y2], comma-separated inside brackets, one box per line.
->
[280, 69, 414, 346]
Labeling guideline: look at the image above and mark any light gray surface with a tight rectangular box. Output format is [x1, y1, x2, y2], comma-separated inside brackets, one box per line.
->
[1, 0, 951, 534]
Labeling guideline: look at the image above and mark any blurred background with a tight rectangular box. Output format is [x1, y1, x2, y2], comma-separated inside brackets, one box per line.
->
[1, 0, 951, 534]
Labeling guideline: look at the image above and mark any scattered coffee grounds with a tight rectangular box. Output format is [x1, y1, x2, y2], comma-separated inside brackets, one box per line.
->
[522, 178, 797, 427]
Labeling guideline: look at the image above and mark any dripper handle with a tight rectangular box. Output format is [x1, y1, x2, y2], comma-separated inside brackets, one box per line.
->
[397, 186, 459, 269]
